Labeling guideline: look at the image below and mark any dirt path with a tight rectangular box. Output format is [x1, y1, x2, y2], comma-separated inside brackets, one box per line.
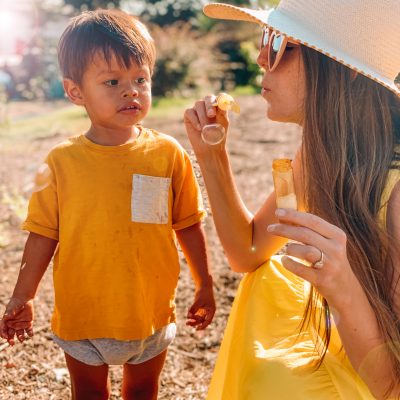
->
[0, 95, 301, 399]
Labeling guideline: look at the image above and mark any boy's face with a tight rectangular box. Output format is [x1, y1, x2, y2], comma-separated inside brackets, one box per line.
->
[64, 51, 152, 132]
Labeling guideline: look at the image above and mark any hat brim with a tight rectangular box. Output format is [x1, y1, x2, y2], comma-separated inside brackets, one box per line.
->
[204, 3, 400, 97]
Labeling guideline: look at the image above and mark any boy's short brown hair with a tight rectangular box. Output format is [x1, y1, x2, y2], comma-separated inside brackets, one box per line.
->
[58, 9, 156, 85]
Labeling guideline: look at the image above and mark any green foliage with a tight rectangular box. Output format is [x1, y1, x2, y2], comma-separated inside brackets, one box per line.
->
[151, 23, 229, 97]
[239, 41, 261, 87]
[207, 21, 261, 91]
[130, 0, 277, 27]
[138, 0, 203, 27]
[64, 0, 120, 11]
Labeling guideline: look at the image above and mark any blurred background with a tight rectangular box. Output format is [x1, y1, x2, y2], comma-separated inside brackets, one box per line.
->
[0, 0, 398, 126]
[0, 0, 280, 107]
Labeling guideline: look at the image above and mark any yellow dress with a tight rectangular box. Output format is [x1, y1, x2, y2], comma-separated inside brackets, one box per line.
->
[207, 166, 400, 400]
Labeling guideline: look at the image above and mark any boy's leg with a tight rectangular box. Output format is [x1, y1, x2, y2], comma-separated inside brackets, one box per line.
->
[64, 352, 111, 400]
[121, 350, 167, 400]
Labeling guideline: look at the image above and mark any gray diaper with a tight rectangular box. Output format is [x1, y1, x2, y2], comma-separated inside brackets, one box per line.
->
[52, 323, 176, 366]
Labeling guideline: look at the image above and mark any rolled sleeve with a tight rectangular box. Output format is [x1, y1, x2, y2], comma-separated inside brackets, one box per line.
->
[22, 158, 59, 240]
[171, 149, 206, 230]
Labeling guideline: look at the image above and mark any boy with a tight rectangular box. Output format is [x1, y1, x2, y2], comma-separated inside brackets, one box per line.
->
[0, 9, 215, 400]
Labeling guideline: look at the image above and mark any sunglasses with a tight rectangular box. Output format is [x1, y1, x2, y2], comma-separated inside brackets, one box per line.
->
[260, 27, 294, 72]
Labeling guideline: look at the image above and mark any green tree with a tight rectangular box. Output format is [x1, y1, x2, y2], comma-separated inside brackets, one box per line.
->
[64, 0, 120, 11]
[122, 0, 278, 27]
[138, 0, 202, 27]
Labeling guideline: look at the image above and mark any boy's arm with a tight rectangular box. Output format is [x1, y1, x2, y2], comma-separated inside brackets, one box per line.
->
[175, 222, 215, 330]
[0, 232, 57, 344]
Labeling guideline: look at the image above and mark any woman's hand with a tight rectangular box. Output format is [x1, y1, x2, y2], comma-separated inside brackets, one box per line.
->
[184, 94, 229, 156]
[267, 208, 361, 309]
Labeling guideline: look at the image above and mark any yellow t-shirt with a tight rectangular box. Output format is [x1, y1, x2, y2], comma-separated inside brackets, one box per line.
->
[22, 128, 206, 340]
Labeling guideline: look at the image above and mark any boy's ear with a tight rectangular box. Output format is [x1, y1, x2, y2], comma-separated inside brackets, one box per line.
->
[63, 79, 85, 106]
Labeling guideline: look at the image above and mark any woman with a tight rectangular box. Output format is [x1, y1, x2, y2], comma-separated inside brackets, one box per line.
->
[184, 1, 400, 399]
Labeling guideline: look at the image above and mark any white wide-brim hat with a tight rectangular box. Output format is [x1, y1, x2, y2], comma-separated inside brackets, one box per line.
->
[204, 1, 400, 97]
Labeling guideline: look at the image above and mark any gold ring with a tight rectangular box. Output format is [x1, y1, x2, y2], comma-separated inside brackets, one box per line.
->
[312, 250, 324, 269]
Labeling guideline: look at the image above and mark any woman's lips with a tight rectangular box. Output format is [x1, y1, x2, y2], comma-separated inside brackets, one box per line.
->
[261, 88, 271, 96]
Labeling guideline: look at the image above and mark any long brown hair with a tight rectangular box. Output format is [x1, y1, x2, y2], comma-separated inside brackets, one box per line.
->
[300, 45, 400, 388]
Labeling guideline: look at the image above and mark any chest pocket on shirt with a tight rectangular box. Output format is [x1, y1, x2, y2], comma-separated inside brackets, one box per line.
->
[131, 174, 171, 224]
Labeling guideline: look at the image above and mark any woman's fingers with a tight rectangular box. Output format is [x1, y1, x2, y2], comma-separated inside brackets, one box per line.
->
[184, 108, 202, 131]
[184, 93, 231, 153]
[184, 94, 229, 130]
[194, 99, 213, 127]
[268, 209, 348, 263]
[184, 99, 216, 131]
[267, 211, 357, 305]
[275, 208, 345, 241]
[286, 242, 323, 265]
[267, 222, 329, 250]
[204, 94, 217, 118]
[281, 255, 319, 283]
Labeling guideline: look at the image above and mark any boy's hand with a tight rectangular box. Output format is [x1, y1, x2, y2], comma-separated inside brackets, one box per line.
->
[186, 284, 216, 330]
[0, 298, 34, 346]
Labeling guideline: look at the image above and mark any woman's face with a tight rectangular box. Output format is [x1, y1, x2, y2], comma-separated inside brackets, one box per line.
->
[257, 40, 306, 125]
